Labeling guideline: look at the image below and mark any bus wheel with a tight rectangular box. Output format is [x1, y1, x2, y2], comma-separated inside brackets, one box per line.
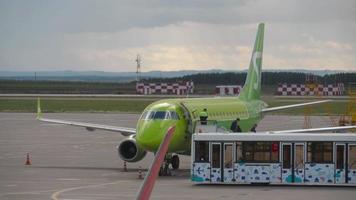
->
[171, 155, 179, 170]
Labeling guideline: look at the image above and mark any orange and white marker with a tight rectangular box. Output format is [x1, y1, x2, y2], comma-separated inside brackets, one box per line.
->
[123, 161, 128, 172]
[25, 153, 31, 165]
[138, 166, 143, 179]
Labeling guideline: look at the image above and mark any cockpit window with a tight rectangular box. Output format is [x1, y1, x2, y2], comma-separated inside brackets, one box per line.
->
[147, 111, 155, 119]
[140, 111, 180, 120]
[140, 111, 148, 120]
[153, 111, 166, 119]
[170, 111, 179, 120]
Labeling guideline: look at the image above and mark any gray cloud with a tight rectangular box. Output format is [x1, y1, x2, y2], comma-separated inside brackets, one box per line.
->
[0, 0, 355, 71]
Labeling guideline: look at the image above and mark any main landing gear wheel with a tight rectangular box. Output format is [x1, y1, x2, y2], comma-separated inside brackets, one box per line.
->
[171, 155, 180, 170]
[158, 154, 179, 176]
[159, 161, 170, 176]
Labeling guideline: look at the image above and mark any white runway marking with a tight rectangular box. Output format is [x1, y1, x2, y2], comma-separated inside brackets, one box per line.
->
[2, 189, 58, 196]
[41, 124, 65, 126]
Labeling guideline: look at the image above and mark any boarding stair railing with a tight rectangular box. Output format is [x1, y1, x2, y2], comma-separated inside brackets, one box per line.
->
[194, 120, 228, 134]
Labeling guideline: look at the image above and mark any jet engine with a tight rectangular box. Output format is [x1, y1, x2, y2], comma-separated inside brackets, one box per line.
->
[117, 136, 146, 162]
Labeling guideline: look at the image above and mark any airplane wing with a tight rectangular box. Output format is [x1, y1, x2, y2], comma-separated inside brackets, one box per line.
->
[36, 98, 136, 136]
[262, 99, 332, 113]
[267, 125, 356, 134]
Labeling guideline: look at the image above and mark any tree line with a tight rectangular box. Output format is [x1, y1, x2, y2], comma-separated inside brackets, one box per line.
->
[141, 72, 356, 85]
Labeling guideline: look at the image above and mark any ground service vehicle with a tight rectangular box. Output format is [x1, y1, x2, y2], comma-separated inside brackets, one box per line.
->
[192, 132, 356, 185]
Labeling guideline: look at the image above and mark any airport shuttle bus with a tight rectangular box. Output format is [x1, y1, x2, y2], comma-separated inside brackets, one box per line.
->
[191, 132, 356, 185]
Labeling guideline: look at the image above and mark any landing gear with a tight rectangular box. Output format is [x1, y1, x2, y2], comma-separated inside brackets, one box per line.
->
[158, 154, 180, 176]
[159, 161, 170, 176]
[172, 155, 180, 170]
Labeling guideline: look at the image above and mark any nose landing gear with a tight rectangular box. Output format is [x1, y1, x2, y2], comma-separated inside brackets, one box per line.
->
[159, 154, 180, 176]
[171, 155, 180, 170]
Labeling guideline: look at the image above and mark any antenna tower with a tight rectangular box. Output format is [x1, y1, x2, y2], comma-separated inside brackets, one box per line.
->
[136, 54, 141, 82]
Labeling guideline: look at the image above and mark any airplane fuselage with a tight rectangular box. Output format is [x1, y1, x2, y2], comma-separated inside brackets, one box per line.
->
[135, 97, 267, 154]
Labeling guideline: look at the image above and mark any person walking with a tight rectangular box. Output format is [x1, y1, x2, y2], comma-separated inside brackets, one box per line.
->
[230, 118, 242, 132]
[250, 124, 257, 132]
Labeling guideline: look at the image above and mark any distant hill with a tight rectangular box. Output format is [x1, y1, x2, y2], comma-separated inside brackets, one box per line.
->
[0, 69, 353, 82]
[0, 70, 225, 77]
[0, 70, 224, 82]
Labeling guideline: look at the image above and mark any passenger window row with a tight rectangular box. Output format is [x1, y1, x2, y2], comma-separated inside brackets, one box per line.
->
[209, 111, 247, 118]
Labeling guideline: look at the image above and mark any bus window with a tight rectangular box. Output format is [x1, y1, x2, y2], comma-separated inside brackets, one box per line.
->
[295, 144, 304, 169]
[349, 145, 356, 169]
[336, 145, 345, 169]
[212, 144, 221, 168]
[283, 145, 291, 168]
[242, 142, 279, 163]
[224, 144, 233, 168]
[307, 142, 333, 163]
[195, 141, 209, 162]
[236, 142, 242, 162]
[254, 142, 270, 161]
[271, 142, 279, 161]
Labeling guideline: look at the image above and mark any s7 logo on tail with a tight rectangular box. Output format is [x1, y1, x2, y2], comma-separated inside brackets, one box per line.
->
[252, 51, 262, 90]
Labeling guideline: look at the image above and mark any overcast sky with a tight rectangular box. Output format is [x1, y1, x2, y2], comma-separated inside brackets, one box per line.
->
[0, 0, 355, 72]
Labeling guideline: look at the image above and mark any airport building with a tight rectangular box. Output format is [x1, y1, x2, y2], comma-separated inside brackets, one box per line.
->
[276, 83, 345, 96]
[136, 81, 194, 95]
[215, 85, 242, 96]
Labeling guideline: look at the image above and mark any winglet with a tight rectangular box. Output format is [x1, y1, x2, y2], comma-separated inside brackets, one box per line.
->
[36, 97, 42, 120]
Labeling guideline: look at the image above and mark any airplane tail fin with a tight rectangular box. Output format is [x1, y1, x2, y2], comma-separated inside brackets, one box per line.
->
[239, 23, 264, 100]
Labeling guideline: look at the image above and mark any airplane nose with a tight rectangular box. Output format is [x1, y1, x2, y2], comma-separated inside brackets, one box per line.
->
[136, 122, 176, 151]
[136, 125, 161, 151]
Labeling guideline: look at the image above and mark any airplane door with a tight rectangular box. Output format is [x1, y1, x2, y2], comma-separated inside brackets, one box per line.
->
[210, 143, 222, 182]
[180, 102, 194, 135]
[223, 143, 234, 182]
[335, 143, 346, 184]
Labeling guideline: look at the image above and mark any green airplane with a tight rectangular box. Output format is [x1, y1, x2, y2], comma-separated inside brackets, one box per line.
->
[38, 23, 352, 172]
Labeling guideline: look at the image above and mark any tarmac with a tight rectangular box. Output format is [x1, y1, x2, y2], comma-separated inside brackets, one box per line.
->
[1, 112, 356, 200]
